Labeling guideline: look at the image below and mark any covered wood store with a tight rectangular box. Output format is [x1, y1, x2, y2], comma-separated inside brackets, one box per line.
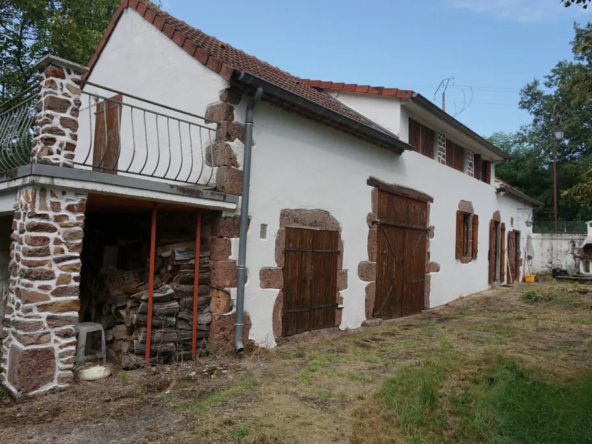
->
[81, 194, 219, 368]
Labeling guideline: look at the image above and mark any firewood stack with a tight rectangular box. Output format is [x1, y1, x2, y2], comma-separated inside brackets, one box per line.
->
[88, 241, 212, 369]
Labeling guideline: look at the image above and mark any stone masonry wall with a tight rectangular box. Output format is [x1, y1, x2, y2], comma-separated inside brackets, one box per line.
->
[436, 133, 446, 165]
[32, 57, 86, 167]
[1, 186, 86, 396]
[206, 87, 245, 195]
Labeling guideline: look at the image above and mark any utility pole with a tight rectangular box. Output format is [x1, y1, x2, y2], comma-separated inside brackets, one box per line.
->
[552, 103, 564, 233]
[435, 77, 454, 112]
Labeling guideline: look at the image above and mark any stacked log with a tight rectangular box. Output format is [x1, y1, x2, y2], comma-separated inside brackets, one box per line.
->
[90, 241, 212, 368]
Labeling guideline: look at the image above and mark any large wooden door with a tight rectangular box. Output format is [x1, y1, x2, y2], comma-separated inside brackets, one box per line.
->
[374, 191, 428, 320]
[282, 228, 338, 336]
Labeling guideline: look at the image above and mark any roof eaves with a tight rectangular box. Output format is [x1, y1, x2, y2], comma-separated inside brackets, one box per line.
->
[232, 72, 414, 155]
[410, 93, 510, 161]
[497, 182, 543, 208]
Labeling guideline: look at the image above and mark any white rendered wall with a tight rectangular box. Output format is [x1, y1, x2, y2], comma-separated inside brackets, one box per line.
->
[78, 9, 228, 186]
[327, 92, 401, 135]
[529, 233, 584, 274]
[243, 100, 533, 347]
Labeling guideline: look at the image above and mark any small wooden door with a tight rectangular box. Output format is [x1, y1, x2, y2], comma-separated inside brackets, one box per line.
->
[374, 191, 428, 320]
[507, 231, 520, 284]
[282, 228, 338, 336]
[93, 94, 122, 173]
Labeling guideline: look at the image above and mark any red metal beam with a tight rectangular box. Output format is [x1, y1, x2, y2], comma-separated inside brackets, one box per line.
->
[145, 203, 158, 366]
[192, 212, 202, 359]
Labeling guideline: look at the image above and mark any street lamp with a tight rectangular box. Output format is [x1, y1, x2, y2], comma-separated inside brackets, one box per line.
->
[552, 104, 563, 233]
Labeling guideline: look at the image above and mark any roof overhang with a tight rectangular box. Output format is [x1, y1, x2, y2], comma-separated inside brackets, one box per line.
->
[496, 182, 543, 208]
[231, 72, 415, 155]
[406, 93, 510, 161]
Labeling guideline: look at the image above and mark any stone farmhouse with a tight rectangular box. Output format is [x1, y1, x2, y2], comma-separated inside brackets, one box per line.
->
[0, 0, 541, 396]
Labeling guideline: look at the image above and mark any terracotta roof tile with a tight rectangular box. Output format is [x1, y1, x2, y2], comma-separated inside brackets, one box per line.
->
[86, 0, 385, 130]
[300, 79, 414, 99]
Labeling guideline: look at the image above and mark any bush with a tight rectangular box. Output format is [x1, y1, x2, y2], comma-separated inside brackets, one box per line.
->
[522, 290, 552, 303]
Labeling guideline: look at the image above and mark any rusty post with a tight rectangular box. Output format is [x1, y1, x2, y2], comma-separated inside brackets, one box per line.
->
[192, 212, 202, 359]
[145, 202, 158, 366]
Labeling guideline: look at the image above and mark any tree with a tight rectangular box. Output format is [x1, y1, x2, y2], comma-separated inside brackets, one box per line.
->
[0, 0, 120, 100]
[493, 24, 592, 223]
[563, 0, 592, 8]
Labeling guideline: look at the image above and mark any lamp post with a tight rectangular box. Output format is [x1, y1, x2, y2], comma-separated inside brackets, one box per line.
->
[552, 104, 564, 233]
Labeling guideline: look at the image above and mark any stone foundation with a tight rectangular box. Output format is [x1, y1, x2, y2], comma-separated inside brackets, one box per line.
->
[1, 186, 86, 396]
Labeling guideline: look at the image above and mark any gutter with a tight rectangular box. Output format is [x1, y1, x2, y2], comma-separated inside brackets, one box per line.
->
[232, 72, 414, 155]
[235, 86, 264, 355]
[410, 93, 510, 161]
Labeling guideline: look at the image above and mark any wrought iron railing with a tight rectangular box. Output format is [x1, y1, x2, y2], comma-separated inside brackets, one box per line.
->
[78, 83, 218, 186]
[533, 221, 588, 234]
[0, 85, 38, 173]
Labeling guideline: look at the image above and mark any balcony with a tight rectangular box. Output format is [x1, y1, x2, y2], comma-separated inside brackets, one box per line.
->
[0, 83, 219, 188]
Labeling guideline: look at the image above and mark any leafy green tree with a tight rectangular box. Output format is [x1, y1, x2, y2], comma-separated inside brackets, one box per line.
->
[0, 0, 120, 100]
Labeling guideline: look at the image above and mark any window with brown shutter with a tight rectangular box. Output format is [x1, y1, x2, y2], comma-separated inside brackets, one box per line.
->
[408, 118, 435, 159]
[500, 223, 506, 283]
[474, 154, 482, 180]
[480, 160, 491, 184]
[455, 210, 478, 262]
[446, 139, 466, 172]
[472, 215, 479, 259]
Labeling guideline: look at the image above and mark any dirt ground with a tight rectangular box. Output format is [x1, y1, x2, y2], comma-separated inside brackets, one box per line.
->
[1, 282, 591, 443]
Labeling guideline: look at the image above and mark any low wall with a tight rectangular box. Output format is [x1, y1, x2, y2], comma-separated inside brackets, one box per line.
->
[529, 233, 585, 274]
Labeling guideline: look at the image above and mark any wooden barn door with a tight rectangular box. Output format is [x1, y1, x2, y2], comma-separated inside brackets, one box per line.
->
[374, 191, 428, 320]
[282, 228, 338, 336]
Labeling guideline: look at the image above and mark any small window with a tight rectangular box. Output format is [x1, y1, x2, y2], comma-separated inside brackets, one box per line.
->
[463, 214, 471, 256]
[481, 160, 491, 184]
[456, 211, 479, 262]
[585, 261, 590, 273]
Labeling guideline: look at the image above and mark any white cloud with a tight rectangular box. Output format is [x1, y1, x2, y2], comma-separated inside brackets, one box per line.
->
[447, 0, 590, 22]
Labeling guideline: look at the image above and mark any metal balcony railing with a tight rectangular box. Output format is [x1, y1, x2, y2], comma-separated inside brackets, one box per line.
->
[77, 83, 219, 186]
[0, 85, 38, 172]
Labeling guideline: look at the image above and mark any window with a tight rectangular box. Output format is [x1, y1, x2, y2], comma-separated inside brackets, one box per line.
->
[456, 211, 479, 262]
[446, 139, 465, 172]
[480, 160, 491, 184]
[409, 118, 435, 159]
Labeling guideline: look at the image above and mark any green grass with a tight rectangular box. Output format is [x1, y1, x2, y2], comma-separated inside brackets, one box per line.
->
[377, 352, 592, 443]
[522, 288, 592, 310]
[176, 379, 258, 412]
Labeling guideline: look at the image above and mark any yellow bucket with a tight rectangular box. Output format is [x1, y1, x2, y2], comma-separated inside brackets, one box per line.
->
[524, 274, 535, 283]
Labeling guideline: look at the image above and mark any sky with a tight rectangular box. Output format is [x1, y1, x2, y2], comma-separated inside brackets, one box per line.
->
[162, 0, 591, 137]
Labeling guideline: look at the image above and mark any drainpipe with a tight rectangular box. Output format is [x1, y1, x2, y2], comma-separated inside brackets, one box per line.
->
[235, 85, 263, 355]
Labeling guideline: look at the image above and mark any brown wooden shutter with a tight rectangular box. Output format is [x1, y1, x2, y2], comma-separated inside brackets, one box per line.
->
[446, 139, 454, 168]
[420, 125, 435, 158]
[456, 211, 464, 259]
[474, 154, 482, 180]
[409, 118, 420, 151]
[472, 214, 479, 259]
[488, 220, 496, 283]
[500, 223, 506, 283]
[93, 94, 122, 174]
[484, 160, 491, 184]
[454, 144, 465, 172]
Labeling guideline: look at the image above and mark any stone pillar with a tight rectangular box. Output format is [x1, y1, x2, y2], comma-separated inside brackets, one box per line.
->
[32, 55, 87, 167]
[436, 133, 446, 165]
[1, 186, 87, 396]
[208, 215, 252, 347]
[205, 87, 245, 195]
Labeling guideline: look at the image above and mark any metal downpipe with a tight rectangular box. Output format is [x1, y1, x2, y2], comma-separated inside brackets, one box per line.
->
[235, 86, 263, 355]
